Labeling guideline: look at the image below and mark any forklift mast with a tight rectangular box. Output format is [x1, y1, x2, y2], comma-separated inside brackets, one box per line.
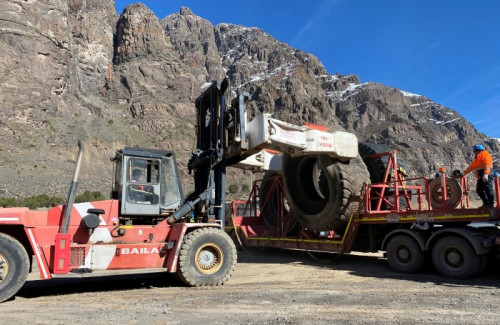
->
[167, 77, 359, 225]
[191, 79, 229, 225]
[168, 79, 237, 225]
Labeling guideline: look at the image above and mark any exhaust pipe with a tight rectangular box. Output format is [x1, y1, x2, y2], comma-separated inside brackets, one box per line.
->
[59, 140, 85, 234]
[54, 140, 84, 274]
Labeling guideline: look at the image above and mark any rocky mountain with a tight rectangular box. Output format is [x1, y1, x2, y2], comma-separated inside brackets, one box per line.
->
[0, 1, 498, 198]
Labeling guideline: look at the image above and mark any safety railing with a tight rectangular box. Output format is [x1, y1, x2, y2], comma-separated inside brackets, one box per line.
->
[363, 150, 483, 213]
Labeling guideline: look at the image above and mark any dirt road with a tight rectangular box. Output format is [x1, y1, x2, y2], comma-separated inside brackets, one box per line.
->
[1, 249, 498, 324]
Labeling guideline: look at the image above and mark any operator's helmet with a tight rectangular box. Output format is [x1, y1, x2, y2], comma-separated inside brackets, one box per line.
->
[472, 144, 484, 152]
[132, 168, 143, 181]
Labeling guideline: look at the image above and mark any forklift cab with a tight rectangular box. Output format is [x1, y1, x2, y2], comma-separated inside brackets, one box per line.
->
[112, 148, 184, 216]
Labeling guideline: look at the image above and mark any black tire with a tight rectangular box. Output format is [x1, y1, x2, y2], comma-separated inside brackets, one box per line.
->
[386, 235, 425, 273]
[359, 142, 409, 210]
[176, 227, 237, 286]
[431, 236, 480, 279]
[428, 177, 461, 209]
[0, 233, 29, 303]
[476, 254, 488, 276]
[259, 172, 296, 233]
[282, 154, 370, 232]
[359, 142, 391, 183]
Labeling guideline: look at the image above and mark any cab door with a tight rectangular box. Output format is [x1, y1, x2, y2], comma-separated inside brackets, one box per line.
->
[121, 156, 161, 215]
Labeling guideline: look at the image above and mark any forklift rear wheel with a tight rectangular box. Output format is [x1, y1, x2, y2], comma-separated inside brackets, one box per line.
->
[0, 232, 29, 303]
[386, 235, 425, 273]
[176, 227, 237, 286]
[431, 236, 480, 279]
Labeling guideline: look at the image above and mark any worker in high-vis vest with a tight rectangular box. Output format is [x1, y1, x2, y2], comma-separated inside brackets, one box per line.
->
[464, 144, 494, 208]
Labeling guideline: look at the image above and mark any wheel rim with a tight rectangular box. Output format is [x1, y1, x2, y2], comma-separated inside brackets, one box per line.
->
[444, 248, 463, 268]
[397, 245, 411, 264]
[195, 243, 223, 274]
[0, 253, 9, 283]
[429, 177, 461, 209]
[432, 186, 451, 202]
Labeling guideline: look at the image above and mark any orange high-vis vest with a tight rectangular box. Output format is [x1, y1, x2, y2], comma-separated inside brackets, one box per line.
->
[464, 150, 493, 178]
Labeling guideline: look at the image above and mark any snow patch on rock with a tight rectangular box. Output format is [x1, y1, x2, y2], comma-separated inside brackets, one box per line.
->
[401, 90, 422, 98]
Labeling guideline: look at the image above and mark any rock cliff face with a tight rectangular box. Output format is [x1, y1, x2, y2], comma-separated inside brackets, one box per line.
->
[0, 2, 498, 198]
[162, 7, 225, 85]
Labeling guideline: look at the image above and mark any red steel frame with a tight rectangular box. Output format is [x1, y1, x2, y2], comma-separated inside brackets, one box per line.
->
[226, 174, 363, 253]
[364, 150, 477, 214]
[227, 150, 500, 254]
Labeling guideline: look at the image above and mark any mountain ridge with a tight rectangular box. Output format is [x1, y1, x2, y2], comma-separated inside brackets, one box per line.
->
[0, 2, 497, 198]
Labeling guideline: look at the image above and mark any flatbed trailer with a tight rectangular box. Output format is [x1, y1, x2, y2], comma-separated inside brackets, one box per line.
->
[227, 150, 500, 279]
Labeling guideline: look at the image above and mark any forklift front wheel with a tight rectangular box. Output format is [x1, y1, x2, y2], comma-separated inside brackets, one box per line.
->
[176, 227, 237, 286]
[195, 243, 223, 274]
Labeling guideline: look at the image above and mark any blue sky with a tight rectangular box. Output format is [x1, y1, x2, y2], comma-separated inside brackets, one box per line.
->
[115, 1, 500, 138]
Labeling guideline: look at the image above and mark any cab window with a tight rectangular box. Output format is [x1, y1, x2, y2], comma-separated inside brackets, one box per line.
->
[162, 158, 182, 207]
[127, 158, 160, 205]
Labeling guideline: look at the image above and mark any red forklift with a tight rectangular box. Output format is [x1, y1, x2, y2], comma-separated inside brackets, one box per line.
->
[0, 77, 364, 302]
[0, 80, 240, 303]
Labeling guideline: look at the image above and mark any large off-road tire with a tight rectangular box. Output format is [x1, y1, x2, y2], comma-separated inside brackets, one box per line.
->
[0, 233, 29, 303]
[386, 235, 425, 273]
[259, 172, 296, 233]
[282, 154, 370, 232]
[431, 236, 480, 279]
[176, 227, 237, 286]
[359, 142, 391, 183]
[428, 177, 461, 209]
[359, 142, 409, 209]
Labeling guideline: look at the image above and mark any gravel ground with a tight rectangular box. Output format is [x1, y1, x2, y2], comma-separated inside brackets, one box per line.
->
[1, 249, 499, 325]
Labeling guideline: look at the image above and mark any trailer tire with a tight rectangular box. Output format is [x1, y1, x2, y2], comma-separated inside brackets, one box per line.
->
[431, 236, 480, 279]
[428, 177, 461, 209]
[0, 233, 29, 303]
[386, 235, 425, 273]
[176, 227, 236, 286]
[282, 154, 370, 232]
[476, 254, 488, 276]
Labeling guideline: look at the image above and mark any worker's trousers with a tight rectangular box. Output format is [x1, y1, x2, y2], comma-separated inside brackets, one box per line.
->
[476, 177, 494, 206]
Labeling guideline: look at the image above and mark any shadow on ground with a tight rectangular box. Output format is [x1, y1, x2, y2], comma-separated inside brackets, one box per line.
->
[16, 272, 183, 300]
[15, 247, 499, 301]
[237, 248, 500, 289]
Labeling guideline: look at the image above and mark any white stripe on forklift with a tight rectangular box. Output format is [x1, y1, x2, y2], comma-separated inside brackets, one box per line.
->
[0, 217, 19, 221]
[74, 202, 106, 225]
[80, 245, 116, 270]
[26, 229, 49, 279]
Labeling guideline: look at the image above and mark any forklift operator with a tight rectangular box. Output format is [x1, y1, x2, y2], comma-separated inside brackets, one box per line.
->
[132, 169, 143, 183]
[129, 168, 155, 203]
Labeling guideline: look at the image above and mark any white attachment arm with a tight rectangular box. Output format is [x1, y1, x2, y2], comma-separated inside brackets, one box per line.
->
[233, 113, 359, 171]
